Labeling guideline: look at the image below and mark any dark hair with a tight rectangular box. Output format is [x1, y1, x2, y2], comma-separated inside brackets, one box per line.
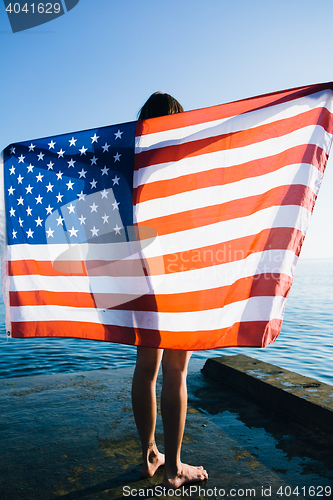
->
[138, 91, 184, 120]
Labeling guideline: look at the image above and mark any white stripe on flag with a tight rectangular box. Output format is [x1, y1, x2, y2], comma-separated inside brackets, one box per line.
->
[10, 295, 286, 331]
[8, 242, 150, 262]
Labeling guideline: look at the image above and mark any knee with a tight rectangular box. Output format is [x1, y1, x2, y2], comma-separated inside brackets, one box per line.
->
[135, 362, 159, 381]
[134, 347, 163, 380]
[161, 350, 192, 376]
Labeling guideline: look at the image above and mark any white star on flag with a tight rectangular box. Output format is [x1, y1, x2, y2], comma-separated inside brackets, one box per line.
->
[77, 191, 86, 201]
[67, 203, 75, 214]
[69, 227, 78, 237]
[68, 159, 76, 168]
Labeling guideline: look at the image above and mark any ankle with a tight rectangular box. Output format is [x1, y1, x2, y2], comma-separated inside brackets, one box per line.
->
[143, 440, 159, 462]
[165, 460, 182, 478]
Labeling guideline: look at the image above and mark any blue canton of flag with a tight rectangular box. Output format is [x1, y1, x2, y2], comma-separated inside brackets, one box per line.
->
[4, 121, 137, 247]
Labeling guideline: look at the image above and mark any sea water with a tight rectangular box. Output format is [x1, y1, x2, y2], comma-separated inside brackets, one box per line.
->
[0, 259, 332, 385]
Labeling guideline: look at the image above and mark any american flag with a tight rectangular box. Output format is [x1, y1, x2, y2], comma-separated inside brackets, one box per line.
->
[2, 82, 333, 349]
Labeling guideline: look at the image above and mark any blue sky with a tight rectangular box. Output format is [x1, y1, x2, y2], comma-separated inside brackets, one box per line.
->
[0, 0, 332, 258]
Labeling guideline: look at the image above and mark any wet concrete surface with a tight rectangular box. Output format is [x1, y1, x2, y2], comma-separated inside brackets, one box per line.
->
[0, 357, 332, 500]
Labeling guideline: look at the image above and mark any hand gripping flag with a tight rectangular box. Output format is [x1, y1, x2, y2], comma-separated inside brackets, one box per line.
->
[1, 82, 333, 350]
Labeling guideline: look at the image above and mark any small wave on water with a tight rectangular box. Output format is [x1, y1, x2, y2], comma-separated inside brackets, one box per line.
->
[0, 259, 332, 385]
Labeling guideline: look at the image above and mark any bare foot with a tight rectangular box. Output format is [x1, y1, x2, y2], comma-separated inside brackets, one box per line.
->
[163, 463, 208, 488]
[140, 450, 165, 478]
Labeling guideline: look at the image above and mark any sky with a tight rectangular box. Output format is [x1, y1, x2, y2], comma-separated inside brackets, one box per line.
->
[0, 0, 332, 259]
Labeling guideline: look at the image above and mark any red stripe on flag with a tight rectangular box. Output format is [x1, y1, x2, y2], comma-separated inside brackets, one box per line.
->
[134, 319, 283, 349]
[8, 258, 150, 277]
[135, 83, 333, 137]
[161, 227, 304, 274]
[8, 260, 87, 277]
[10, 318, 283, 349]
[10, 320, 138, 345]
[10, 290, 97, 308]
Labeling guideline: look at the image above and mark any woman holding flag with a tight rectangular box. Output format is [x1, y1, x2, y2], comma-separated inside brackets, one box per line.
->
[131, 92, 209, 489]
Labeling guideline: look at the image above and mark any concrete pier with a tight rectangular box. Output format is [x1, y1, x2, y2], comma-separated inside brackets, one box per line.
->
[202, 355, 333, 434]
[0, 356, 332, 499]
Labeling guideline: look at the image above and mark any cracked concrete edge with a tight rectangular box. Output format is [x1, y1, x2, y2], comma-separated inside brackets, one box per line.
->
[201, 355, 333, 435]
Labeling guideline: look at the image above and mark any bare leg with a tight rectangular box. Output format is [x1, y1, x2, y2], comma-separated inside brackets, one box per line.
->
[132, 346, 165, 477]
[161, 350, 208, 488]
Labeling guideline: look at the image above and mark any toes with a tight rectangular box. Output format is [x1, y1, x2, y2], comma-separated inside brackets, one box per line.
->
[198, 469, 208, 480]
